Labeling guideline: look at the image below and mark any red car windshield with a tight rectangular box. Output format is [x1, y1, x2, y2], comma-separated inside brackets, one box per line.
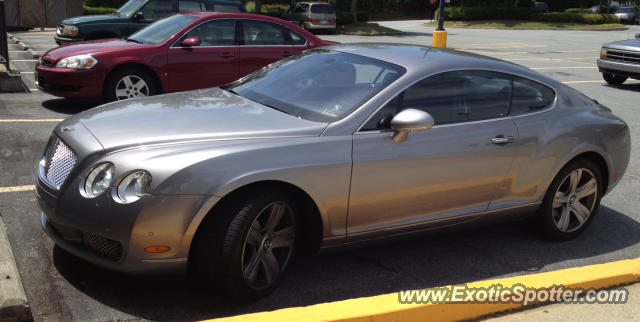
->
[127, 14, 198, 45]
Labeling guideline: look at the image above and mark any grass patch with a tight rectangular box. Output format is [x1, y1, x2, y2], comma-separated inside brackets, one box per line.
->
[338, 22, 403, 35]
[425, 20, 626, 30]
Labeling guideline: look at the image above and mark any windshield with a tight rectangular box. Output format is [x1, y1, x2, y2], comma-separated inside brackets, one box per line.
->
[127, 14, 197, 45]
[616, 7, 634, 13]
[117, 0, 147, 16]
[226, 50, 405, 123]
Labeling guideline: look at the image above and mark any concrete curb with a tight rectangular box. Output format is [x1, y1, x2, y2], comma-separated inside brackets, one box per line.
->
[8, 36, 39, 59]
[205, 258, 640, 322]
[0, 216, 32, 322]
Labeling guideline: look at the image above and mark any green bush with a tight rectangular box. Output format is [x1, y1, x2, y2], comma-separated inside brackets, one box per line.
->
[439, 6, 619, 24]
[564, 8, 593, 14]
[83, 5, 117, 15]
[336, 11, 369, 25]
[440, 7, 539, 20]
[83, 0, 127, 9]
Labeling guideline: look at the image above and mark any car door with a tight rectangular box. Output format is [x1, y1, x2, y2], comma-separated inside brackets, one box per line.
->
[127, 0, 174, 35]
[237, 19, 295, 79]
[347, 70, 519, 239]
[166, 19, 239, 92]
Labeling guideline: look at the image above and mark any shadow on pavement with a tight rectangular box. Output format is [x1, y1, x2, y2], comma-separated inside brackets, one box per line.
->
[42, 99, 101, 114]
[53, 206, 640, 320]
[606, 82, 640, 92]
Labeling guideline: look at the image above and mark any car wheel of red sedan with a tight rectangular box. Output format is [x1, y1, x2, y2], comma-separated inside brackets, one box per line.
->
[104, 68, 158, 102]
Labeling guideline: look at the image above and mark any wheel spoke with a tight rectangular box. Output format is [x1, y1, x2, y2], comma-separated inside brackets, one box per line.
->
[122, 76, 134, 88]
[261, 252, 280, 284]
[557, 207, 571, 231]
[115, 89, 128, 99]
[573, 201, 591, 224]
[576, 178, 597, 200]
[271, 226, 294, 249]
[553, 191, 567, 208]
[265, 203, 285, 234]
[243, 252, 262, 283]
[246, 223, 263, 246]
[569, 169, 582, 193]
[134, 80, 147, 91]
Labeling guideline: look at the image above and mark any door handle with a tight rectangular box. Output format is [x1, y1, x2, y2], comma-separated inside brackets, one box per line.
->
[491, 135, 514, 145]
[220, 52, 236, 58]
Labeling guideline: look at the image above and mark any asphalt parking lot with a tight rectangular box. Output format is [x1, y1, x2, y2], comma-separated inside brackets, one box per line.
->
[1, 23, 640, 321]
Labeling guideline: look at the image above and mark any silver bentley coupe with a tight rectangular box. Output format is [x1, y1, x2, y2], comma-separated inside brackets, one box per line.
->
[36, 44, 630, 301]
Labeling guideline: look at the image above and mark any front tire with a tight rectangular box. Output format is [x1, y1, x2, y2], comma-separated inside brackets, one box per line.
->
[190, 190, 297, 302]
[104, 68, 158, 102]
[603, 72, 627, 85]
[538, 159, 603, 240]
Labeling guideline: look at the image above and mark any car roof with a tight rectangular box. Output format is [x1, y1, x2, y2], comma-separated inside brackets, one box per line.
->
[327, 43, 561, 86]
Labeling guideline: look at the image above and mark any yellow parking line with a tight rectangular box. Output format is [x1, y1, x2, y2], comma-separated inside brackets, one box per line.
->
[0, 185, 35, 193]
[11, 59, 37, 62]
[0, 119, 63, 122]
[562, 80, 605, 84]
[531, 66, 598, 70]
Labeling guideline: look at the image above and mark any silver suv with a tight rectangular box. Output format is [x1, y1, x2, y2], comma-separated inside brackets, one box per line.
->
[290, 2, 336, 31]
[597, 33, 640, 85]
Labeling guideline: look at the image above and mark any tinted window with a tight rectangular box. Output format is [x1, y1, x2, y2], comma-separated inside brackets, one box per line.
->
[511, 78, 555, 115]
[227, 50, 404, 123]
[181, 19, 236, 46]
[403, 71, 511, 125]
[311, 4, 334, 14]
[117, 0, 147, 16]
[140, 0, 172, 20]
[286, 29, 306, 45]
[294, 4, 308, 13]
[242, 20, 285, 45]
[179, 1, 205, 11]
[128, 14, 198, 44]
[213, 4, 241, 12]
[362, 95, 400, 131]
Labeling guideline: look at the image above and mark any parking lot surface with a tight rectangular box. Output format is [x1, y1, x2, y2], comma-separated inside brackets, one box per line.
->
[1, 24, 640, 321]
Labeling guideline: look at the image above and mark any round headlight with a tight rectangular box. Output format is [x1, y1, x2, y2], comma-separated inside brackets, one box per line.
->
[116, 170, 151, 203]
[83, 163, 114, 198]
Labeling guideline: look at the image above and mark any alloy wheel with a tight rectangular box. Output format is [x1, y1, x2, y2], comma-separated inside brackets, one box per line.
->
[552, 168, 598, 232]
[115, 75, 149, 100]
[241, 201, 295, 290]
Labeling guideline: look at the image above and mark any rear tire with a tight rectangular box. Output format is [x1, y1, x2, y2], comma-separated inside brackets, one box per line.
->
[538, 159, 603, 240]
[104, 68, 158, 102]
[189, 190, 298, 302]
[603, 72, 627, 85]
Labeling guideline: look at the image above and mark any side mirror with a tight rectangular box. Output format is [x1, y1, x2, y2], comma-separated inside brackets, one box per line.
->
[180, 37, 201, 47]
[133, 12, 144, 20]
[390, 109, 434, 143]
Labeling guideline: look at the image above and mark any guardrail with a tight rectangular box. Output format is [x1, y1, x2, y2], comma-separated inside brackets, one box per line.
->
[0, 0, 10, 72]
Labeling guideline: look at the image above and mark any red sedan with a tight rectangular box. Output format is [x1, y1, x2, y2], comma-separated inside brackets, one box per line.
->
[35, 12, 335, 101]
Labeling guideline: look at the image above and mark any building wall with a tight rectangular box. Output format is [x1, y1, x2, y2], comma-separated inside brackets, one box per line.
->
[6, 0, 82, 28]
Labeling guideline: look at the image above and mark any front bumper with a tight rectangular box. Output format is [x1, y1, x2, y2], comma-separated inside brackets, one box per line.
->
[35, 63, 105, 100]
[54, 35, 84, 45]
[36, 175, 216, 274]
[304, 22, 336, 30]
[597, 58, 640, 79]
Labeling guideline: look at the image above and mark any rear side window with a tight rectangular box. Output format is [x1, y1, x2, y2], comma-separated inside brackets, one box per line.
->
[295, 4, 308, 13]
[286, 29, 306, 45]
[403, 71, 511, 125]
[510, 78, 555, 115]
[179, 1, 206, 11]
[242, 20, 285, 45]
[311, 4, 334, 14]
[213, 4, 241, 12]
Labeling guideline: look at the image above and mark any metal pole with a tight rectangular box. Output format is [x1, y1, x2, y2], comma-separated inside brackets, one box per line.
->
[0, 0, 10, 71]
[436, 0, 445, 31]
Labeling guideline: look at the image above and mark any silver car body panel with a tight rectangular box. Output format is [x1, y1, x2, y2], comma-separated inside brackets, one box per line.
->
[36, 43, 631, 273]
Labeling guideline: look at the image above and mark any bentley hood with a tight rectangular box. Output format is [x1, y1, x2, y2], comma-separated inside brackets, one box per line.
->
[59, 88, 327, 150]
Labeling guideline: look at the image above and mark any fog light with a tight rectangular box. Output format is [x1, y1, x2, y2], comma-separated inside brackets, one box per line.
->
[144, 246, 171, 253]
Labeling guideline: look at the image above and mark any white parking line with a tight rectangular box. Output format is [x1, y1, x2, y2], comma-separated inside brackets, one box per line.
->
[562, 80, 605, 84]
[531, 67, 598, 70]
[0, 119, 63, 122]
[11, 59, 38, 62]
[0, 185, 35, 193]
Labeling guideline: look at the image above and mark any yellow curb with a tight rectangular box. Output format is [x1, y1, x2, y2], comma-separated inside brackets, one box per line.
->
[205, 258, 640, 322]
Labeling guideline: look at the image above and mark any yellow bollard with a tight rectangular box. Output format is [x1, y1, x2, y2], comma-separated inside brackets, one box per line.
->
[432, 30, 447, 48]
